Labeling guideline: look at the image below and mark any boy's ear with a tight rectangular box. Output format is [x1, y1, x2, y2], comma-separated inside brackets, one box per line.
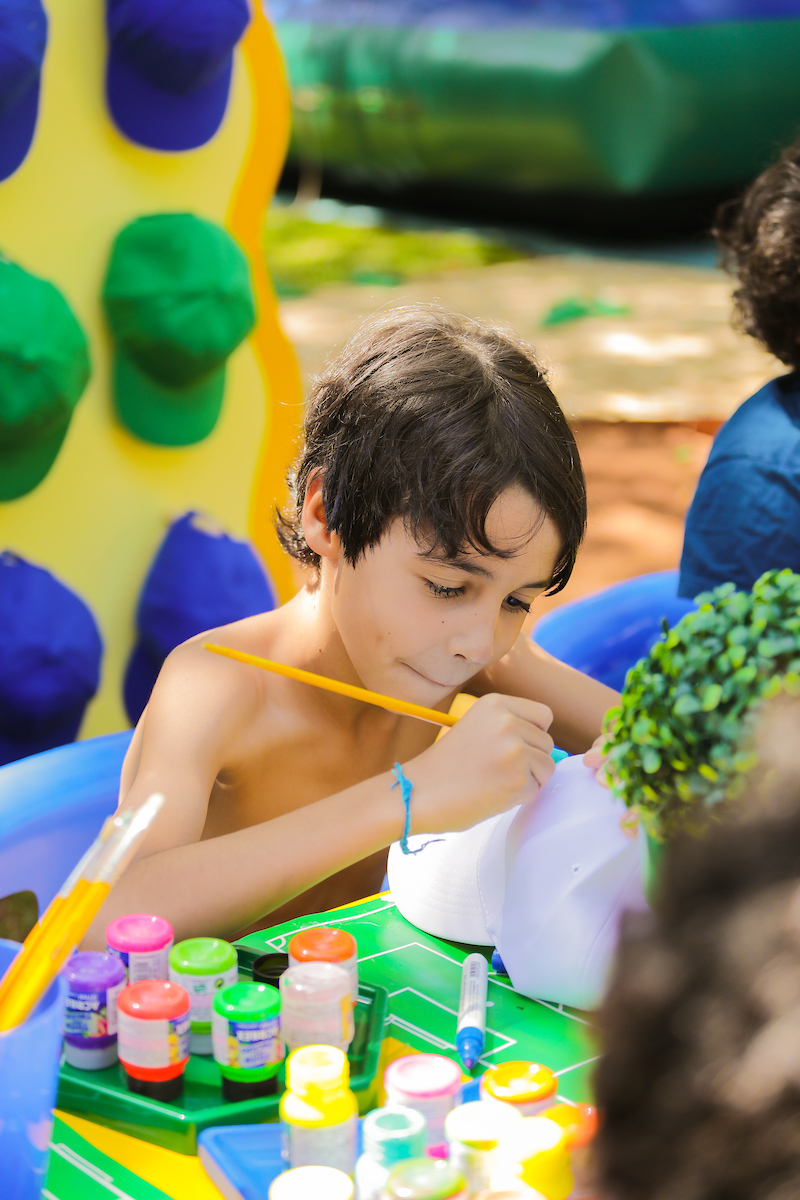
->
[301, 473, 342, 562]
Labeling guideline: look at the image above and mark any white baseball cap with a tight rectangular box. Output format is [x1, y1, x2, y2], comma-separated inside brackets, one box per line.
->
[387, 756, 648, 1010]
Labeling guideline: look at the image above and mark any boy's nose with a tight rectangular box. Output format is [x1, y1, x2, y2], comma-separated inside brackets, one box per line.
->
[447, 610, 499, 666]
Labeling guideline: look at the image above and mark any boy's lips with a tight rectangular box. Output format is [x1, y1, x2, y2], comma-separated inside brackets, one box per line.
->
[403, 663, 463, 690]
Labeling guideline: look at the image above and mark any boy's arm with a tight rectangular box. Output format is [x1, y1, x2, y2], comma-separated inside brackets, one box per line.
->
[470, 635, 619, 754]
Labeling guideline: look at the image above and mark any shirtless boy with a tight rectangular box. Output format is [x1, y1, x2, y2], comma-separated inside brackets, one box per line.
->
[85, 307, 618, 948]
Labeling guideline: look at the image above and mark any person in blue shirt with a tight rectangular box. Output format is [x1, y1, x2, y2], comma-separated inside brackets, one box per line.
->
[679, 141, 800, 600]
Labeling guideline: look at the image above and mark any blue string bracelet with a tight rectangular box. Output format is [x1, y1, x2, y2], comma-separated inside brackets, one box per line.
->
[391, 763, 442, 856]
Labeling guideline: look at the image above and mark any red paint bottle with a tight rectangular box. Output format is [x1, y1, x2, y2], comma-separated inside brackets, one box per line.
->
[117, 979, 191, 1102]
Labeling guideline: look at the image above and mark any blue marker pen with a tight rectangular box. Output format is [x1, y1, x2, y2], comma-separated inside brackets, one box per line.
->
[456, 953, 488, 1071]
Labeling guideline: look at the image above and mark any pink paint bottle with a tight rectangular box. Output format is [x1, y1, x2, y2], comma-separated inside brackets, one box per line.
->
[106, 914, 174, 983]
[383, 1054, 463, 1153]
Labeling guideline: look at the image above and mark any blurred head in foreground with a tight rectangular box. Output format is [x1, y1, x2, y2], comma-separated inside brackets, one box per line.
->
[594, 698, 800, 1200]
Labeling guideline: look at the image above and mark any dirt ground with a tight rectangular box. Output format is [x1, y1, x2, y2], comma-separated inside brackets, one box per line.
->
[279, 251, 774, 620]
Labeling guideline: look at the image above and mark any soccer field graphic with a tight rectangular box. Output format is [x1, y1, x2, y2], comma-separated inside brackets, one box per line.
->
[236, 894, 599, 1102]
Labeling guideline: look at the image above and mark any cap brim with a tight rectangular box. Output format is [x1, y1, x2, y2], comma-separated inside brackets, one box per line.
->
[106, 48, 233, 152]
[0, 73, 41, 183]
[0, 420, 71, 501]
[123, 641, 163, 726]
[387, 807, 519, 946]
[113, 351, 226, 447]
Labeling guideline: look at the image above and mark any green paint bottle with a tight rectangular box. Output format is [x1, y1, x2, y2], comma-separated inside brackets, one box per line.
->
[168, 938, 239, 1054]
[212, 981, 283, 1101]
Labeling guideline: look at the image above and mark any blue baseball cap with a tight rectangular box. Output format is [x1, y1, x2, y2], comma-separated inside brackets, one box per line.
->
[0, 0, 47, 182]
[105, 0, 251, 152]
[124, 512, 277, 724]
[0, 553, 103, 766]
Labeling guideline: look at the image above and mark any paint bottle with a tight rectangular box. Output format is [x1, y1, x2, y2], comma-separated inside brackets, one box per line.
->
[354, 1105, 426, 1200]
[280, 961, 354, 1053]
[106, 913, 174, 983]
[506, 1117, 573, 1200]
[382, 1157, 468, 1200]
[212, 981, 283, 1101]
[383, 1054, 463, 1153]
[268, 1165, 354, 1199]
[168, 937, 239, 1054]
[480, 1062, 557, 1117]
[289, 927, 359, 1006]
[62, 952, 127, 1070]
[280, 1044, 359, 1175]
[117, 979, 191, 1102]
[472, 1187, 543, 1199]
[445, 1100, 523, 1195]
[545, 1105, 598, 1199]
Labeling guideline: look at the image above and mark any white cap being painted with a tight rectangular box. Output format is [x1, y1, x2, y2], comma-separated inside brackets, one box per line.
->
[388, 756, 648, 1010]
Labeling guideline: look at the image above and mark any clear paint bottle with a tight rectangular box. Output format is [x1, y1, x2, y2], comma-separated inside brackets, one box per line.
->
[289, 927, 359, 1007]
[381, 1157, 468, 1200]
[269, 1165, 354, 1199]
[383, 1054, 463, 1153]
[168, 937, 238, 1054]
[480, 1062, 557, 1117]
[445, 1100, 523, 1195]
[280, 1044, 358, 1176]
[280, 961, 354, 1053]
[354, 1104, 426, 1200]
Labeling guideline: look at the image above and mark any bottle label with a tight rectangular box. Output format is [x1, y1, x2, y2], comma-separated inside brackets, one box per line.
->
[212, 1013, 282, 1070]
[63, 979, 124, 1040]
[107, 942, 173, 984]
[118, 1011, 191, 1067]
[170, 964, 238, 1027]
[282, 1117, 357, 1175]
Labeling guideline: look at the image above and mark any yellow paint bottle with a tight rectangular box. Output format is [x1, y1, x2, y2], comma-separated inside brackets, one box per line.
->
[279, 1044, 358, 1177]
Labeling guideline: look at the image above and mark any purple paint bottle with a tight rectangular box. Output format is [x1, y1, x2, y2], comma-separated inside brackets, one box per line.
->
[63, 952, 127, 1070]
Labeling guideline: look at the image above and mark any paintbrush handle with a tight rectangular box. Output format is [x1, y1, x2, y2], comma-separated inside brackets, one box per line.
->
[204, 643, 458, 728]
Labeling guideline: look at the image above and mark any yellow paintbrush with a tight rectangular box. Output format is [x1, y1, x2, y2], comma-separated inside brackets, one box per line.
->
[204, 643, 461, 727]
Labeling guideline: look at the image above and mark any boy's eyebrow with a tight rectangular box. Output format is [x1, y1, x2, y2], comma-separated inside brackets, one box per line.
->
[419, 552, 552, 591]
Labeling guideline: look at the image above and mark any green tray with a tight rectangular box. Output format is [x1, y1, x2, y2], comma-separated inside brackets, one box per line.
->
[56, 979, 388, 1156]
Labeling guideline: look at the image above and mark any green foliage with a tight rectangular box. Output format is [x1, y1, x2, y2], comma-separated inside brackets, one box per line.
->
[604, 569, 800, 839]
[264, 204, 521, 296]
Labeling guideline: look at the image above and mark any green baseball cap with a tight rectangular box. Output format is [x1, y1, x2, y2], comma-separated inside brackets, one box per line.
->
[0, 259, 91, 502]
[102, 212, 256, 447]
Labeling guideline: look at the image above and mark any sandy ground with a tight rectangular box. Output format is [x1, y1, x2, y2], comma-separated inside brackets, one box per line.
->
[279, 253, 779, 619]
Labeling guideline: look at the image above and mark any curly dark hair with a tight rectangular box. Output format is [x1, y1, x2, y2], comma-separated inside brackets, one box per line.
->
[275, 306, 586, 595]
[715, 140, 800, 368]
[594, 700, 800, 1200]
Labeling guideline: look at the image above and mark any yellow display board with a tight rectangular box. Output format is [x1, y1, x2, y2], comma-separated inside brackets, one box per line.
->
[0, 0, 303, 739]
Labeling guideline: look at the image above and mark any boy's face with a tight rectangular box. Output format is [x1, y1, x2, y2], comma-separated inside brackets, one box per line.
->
[329, 485, 561, 704]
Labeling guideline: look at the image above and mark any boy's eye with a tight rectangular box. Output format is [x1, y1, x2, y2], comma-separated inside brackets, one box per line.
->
[425, 580, 465, 599]
[505, 595, 532, 614]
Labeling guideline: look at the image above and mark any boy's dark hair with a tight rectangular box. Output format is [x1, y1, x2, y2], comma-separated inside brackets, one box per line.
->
[594, 700, 800, 1200]
[715, 139, 800, 368]
[276, 306, 586, 593]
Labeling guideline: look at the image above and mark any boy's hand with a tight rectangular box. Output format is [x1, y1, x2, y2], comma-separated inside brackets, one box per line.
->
[407, 692, 556, 834]
[583, 732, 611, 787]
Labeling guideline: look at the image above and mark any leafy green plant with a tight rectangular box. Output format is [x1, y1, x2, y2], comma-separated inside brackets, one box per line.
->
[603, 569, 800, 840]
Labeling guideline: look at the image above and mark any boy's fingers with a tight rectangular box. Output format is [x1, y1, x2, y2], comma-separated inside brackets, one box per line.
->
[527, 745, 557, 791]
[484, 693, 554, 731]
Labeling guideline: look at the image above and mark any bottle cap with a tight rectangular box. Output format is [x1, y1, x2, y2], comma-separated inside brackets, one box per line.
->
[169, 937, 237, 975]
[269, 1165, 354, 1199]
[511, 1117, 572, 1200]
[362, 1104, 426, 1167]
[544, 1103, 597, 1149]
[213, 981, 281, 1021]
[289, 927, 356, 964]
[117, 979, 190, 1021]
[482, 1062, 557, 1106]
[106, 913, 173, 952]
[445, 1099, 522, 1150]
[253, 951, 290, 988]
[65, 951, 126, 992]
[383, 1157, 467, 1199]
[286, 1044, 350, 1094]
[384, 1053, 463, 1100]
